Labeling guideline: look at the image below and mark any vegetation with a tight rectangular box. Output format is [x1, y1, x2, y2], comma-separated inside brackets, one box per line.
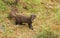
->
[0, 0, 60, 38]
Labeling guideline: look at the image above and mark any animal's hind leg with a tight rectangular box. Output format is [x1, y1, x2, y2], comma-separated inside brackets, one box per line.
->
[19, 22, 25, 25]
[20, 22, 23, 25]
[15, 19, 19, 25]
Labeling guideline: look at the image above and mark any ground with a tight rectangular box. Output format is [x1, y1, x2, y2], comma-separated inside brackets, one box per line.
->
[0, 0, 60, 38]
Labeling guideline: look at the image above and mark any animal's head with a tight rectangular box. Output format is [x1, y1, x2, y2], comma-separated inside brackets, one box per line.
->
[30, 14, 36, 21]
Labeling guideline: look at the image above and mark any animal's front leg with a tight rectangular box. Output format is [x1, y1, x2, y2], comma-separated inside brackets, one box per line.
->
[28, 22, 33, 30]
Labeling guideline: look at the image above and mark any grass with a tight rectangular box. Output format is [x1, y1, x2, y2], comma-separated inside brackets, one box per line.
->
[35, 30, 59, 38]
[0, 0, 60, 38]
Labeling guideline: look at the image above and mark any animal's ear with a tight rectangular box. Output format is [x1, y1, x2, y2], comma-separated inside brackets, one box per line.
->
[30, 14, 36, 21]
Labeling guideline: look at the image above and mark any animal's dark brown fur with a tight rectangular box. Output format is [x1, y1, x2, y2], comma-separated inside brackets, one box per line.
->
[14, 14, 36, 30]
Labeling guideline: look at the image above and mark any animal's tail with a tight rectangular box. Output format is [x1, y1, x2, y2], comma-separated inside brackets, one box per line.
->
[9, 5, 18, 18]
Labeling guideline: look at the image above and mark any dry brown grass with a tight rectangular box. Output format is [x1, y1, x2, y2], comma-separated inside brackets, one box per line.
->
[0, 0, 60, 38]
